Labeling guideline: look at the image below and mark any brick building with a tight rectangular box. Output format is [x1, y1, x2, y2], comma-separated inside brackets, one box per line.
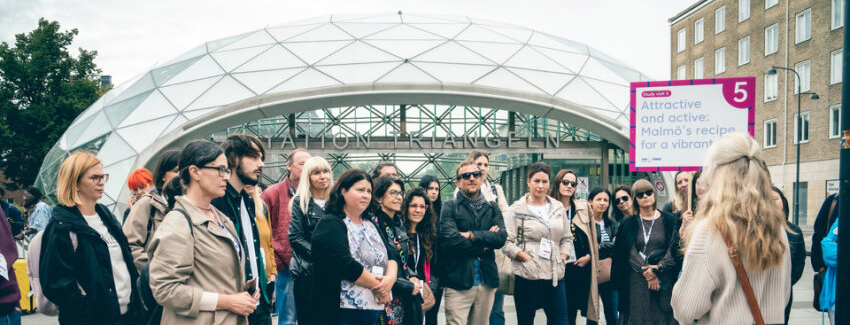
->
[670, 0, 844, 226]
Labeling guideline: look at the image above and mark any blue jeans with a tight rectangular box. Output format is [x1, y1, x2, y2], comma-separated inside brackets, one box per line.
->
[0, 310, 20, 325]
[339, 309, 382, 325]
[275, 269, 297, 325]
[489, 292, 505, 325]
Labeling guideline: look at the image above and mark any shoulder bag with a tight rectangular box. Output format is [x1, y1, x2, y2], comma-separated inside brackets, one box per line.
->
[723, 234, 765, 325]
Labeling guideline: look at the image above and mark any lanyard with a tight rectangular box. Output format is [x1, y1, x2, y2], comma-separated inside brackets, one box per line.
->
[345, 217, 385, 265]
[640, 213, 658, 253]
[412, 233, 421, 270]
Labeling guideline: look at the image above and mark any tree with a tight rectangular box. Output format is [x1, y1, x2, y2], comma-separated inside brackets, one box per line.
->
[0, 18, 101, 189]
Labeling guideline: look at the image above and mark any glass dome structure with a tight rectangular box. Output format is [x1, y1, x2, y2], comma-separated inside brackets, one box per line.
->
[34, 12, 651, 213]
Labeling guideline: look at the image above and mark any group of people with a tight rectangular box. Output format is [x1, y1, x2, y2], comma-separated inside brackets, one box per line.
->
[0, 131, 839, 325]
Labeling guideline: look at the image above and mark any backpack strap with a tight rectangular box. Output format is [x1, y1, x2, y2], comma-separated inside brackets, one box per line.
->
[722, 234, 765, 325]
[172, 208, 194, 237]
[141, 204, 158, 247]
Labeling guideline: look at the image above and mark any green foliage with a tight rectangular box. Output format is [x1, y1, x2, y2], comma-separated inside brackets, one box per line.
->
[0, 18, 101, 189]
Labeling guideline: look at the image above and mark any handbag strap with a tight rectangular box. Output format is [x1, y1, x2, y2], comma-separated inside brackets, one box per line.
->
[722, 234, 765, 325]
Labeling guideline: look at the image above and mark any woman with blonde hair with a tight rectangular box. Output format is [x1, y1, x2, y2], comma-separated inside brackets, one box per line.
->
[662, 171, 690, 215]
[287, 156, 333, 324]
[672, 133, 791, 324]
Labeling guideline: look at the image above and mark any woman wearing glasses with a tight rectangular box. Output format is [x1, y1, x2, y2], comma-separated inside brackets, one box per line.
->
[611, 179, 678, 325]
[40, 152, 143, 325]
[502, 162, 572, 325]
[611, 185, 633, 224]
[550, 169, 600, 324]
[417, 175, 443, 325]
[373, 175, 424, 325]
[401, 187, 438, 323]
[149, 140, 257, 325]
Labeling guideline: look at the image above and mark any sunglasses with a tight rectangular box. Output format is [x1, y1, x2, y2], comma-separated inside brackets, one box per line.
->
[561, 180, 578, 187]
[457, 170, 483, 180]
[635, 189, 654, 199]
[615, 196, 630, 204]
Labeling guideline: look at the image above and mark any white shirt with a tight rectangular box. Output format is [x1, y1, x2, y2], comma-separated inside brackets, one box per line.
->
[239, 198, 260, 283]
[314, 199, 327, 209]
[82, 214, 131, 314]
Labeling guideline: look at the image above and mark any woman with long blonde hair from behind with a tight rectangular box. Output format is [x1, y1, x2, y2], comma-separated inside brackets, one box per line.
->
[672, 133, 790, 324]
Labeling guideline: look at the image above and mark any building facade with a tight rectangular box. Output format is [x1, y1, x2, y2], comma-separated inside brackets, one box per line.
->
[670, 0, 844, 226]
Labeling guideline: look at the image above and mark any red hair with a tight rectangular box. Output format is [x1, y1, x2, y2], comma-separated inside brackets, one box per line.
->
[127, 168, 153, 190]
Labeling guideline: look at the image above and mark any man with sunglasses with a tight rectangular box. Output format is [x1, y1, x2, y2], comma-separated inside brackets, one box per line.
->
[439, 160, 507, 325]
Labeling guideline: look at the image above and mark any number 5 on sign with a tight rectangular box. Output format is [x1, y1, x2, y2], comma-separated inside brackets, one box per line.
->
[721, 78, 755, 109]
[733, 81, 748, 102]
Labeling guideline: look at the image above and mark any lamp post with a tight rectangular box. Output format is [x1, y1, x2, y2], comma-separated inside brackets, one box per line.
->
[766, 66, 819, 225]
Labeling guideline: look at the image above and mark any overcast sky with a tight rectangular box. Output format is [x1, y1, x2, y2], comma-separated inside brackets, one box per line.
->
[1, 0, 691, 86]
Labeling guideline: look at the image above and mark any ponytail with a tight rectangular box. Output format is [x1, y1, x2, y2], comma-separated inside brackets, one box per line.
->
[163, 170, 185, 209]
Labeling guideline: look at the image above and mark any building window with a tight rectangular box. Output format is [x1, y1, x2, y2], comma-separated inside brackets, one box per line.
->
[677, 28, 686, 53]
[716, 6, 726, 33]
[715, 47, 726, 74]
[794, 60, 811, 93]
[831, 49, 843, 84]
[695, 18, 704, 44]
[739, 0, 750, 22]
[796, 9, 812, 43]
[830, 105, 841, 138]
[794, 111, 810, 143]
[793, 182, 808, 224]
[766, 0, 778, 9]
[694, 57, 704, 79]
[765, 73, 778, 102]
[764, 119, 777, 148]
[738, 36, 750, 65]
[834, 0, 845, 29]
[765, 24, 779, 55]
[677, 65, 686, 79]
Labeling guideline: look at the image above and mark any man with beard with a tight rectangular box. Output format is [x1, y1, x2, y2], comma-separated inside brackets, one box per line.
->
[212, 134, 276, 325]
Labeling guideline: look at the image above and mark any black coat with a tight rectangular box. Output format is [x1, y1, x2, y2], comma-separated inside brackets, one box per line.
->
[288, 197, 324, 279]
[811, 193, 839, 272]
[374, 209, 424, 325]
[786, 221, 805, 285]
[310, 212, 401, 325]
[40, 204, 142, 325]
[595, 216, 619, 259]
[438, 192, 507, 290]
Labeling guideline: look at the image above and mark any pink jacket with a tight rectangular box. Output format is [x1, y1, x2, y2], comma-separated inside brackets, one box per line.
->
[261, 178, 294, 269]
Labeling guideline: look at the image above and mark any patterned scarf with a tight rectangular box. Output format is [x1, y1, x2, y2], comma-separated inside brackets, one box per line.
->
[463, 189, 487, 210]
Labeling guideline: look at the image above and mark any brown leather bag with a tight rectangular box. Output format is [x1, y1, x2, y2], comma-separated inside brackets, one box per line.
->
[421, 284, 435, 312]
[597, 258, 612, 283]
[723, 234, 765, 325]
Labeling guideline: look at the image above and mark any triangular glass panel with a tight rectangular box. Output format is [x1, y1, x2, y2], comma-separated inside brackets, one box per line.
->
[216, 29, 277, 52]
[288, 23, 355, 42]
[104, 90, 153, 127]
[268, 68, 341, 93]
[116, 115, 177, 152]
[162, 114, 188, 136]
[183, 107, 218, 120]
[64, 113, 97, 150]
[503, 46, 572, 74]
[403, 14, 468, 23]
[555, 77, 617, 110]
[206, 31, 252, 52]
[233, 68, 304, 95]
[455, 24, 515, 43]
[161, 43, 208, 66]
[159, 76, 222, 111]
[474, 67, 544, 94]
[233, 45, 307, 73]
[163, 55, 226, 86]
[595, 59, 645, 82]
[377, 62, 439, 83]
[334, 22, 397, 38]
[478, 24, 534, 43]
[508, 68, 576, 95]
[106, 73, 155, 106]
[317, 41, 399, 64]
[118, 90, 179, 128]
[366, 24, 443, 40]
[151, 56, 204, 86]
[70, 95, 106, 128]
[528, 32, 589, 54]
[457, 41, 523, 65]
[186, 76, 257, 111]
[413, 41, 493, 65]
[267, 23, 324, 42]
[211, 45, 274, 72]
[531, 46, 588, 74]
[102, 156, 136, 203]
[336, 13, 401, 23]
[579, 57, 629, 84]
[315, 62, 399, 84]
[415, 62, 496, 84]
[584, 77, 629, 109]
[283, 41, 354, 65]
[97, 133, 137, 166]
[408, 23, 469, 39]
[362, 40, 445, 60]
[73, 133, 110, 153]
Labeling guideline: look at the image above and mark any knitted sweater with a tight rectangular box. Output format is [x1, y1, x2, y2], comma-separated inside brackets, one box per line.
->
[671, 220, 790, 325]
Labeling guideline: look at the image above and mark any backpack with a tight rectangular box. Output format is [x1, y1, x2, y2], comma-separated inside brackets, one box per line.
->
[26, 230, 78, 316]
[137, 208, 193, 325]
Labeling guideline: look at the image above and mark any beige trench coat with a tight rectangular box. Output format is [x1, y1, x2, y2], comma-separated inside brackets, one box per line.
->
[122, 194, 168, 272]
[573, 199, 601, 322]
[149, 196, 247, 325]
[502, 194, 574, 286]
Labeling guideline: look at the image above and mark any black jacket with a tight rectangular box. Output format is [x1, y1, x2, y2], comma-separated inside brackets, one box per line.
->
[40, 204, 141, 325]
[786, 221, 805, 285]
[595, 216, 619, 259]
[374, 209, 424, 325]
[812, 193, 839, 272]
[288, 196, 324, 279]
[438, 191, 507, 290]
[310, 212, 401, 325]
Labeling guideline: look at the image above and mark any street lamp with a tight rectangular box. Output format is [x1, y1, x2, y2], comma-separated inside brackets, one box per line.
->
[766, 66, 819, 225]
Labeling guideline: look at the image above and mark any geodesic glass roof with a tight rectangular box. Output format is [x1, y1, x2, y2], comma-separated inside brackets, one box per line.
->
[35, 12, 651, 212]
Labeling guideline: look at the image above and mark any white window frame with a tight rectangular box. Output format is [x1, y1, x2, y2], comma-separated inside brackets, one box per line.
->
[794, 60, 811, 93]
[716, 6, 726, 33]
[677, 28, 686, 53]
[765, 24, 779, 55]
[694, 57, 704, 79]
[715, 47, 726, 74]
[831, 49, 843, 84]
[794, 111, 810, 144]
[695, 18, 704, 44]
[764, 119, 777, 148]
[738, 36, 750, 66]
[677, 64, 687, 80]
[766, 0, 778, 9]
[739, 0, 750, 22]
[829, 104, 842, 139]
[833, 0, 845, 30]
[796, 9, 812, 44]
[764, 73, 778, 102]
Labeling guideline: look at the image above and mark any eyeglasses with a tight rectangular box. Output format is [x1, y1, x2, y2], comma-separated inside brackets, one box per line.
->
[615, 196, 630, 204]
[561, 180, 578, 188]
[409, 203, 428, 210]
[456, 170, 483, 180]
[635, 189, 654, 199]
[388, 189, 403, 197]
[88, 174, 109, 184]
[199, 165, 232, 178]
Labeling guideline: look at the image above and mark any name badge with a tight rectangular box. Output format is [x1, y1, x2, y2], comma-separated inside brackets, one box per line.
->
[371, 266, 385, 276]
[564, 245, 577, 263]
[538, 238, 553, 259]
